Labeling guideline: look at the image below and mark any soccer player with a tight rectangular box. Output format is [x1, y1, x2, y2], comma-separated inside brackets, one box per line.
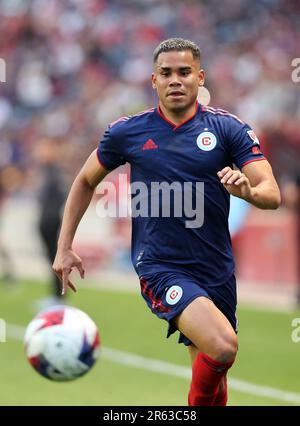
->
[53, 38, 281, 406]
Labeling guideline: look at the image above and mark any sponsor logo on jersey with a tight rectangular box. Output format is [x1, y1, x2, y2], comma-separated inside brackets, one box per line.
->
[142, 139, 158, 150]
[252, 146, 262, 155]
[196, 132, 217, 151]
[247, 130, 260, 145]
[166, 286, 183, 305]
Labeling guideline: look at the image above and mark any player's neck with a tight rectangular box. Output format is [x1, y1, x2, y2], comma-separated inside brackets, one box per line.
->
[158, 102, 198, 126]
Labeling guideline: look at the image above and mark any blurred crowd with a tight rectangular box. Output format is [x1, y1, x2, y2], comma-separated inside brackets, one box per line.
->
[0, 0, 299, 287]
[0, 0, 299, 184]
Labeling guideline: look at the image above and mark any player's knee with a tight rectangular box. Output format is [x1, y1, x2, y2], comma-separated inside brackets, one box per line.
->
[212, 334, 238, 363]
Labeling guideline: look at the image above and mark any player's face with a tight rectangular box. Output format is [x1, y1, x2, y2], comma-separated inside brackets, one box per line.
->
[152, 50, 205, 114]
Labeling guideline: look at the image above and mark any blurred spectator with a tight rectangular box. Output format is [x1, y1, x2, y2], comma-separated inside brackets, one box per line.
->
[35, 137, 67, 307]
[281, 174, 300, 305]
[0, 163, 23, 284]
[0, 167, 15, 284]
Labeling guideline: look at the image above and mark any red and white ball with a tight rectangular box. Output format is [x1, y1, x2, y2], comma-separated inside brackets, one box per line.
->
[24, 306, 100, 381]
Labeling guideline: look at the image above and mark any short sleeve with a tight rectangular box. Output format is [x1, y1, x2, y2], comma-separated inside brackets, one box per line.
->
[226, 119, 266, 170]
[97, 126, 126, 171]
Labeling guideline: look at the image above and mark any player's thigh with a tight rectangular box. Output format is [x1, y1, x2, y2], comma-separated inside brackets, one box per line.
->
[174, 296, 238, 361]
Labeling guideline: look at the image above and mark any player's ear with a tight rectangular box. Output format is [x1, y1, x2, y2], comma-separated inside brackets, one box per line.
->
[198, 69, 205, 87]
[151, 72, 157, 90]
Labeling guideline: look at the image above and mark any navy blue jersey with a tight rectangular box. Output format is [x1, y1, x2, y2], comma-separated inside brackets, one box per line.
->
[97, 103, 266, 286]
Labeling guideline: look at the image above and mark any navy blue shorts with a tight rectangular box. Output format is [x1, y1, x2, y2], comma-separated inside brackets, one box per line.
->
[139, 271, 237, 346]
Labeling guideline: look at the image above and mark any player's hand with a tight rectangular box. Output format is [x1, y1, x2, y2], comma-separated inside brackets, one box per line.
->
[217, 167, 252, 201]
[52, 249, 85, 296]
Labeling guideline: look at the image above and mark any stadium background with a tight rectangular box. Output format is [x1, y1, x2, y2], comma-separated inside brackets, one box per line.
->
[0, 0, 299, 406]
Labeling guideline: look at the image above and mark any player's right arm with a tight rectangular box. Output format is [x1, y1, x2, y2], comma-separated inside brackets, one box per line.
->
[53, 149, 109, 295]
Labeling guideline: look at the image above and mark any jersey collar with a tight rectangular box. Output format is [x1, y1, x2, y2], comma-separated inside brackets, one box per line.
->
[156, 102, 199, 131]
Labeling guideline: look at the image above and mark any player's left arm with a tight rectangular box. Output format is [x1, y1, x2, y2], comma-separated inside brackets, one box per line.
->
[217, 160, 281, 209]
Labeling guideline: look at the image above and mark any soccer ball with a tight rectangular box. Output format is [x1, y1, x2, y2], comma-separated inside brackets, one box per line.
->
[24, 305, 100, 381]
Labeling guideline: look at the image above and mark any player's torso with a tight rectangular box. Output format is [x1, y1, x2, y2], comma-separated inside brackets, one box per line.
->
[123, 109, 231, 183]
[119, 108, 235, 282]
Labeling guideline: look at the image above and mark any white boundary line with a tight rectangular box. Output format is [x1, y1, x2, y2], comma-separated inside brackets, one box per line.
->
[6, 324, 300, 405]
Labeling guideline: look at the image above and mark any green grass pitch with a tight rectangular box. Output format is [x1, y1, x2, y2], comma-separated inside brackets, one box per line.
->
[0, 280, 300, 405]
